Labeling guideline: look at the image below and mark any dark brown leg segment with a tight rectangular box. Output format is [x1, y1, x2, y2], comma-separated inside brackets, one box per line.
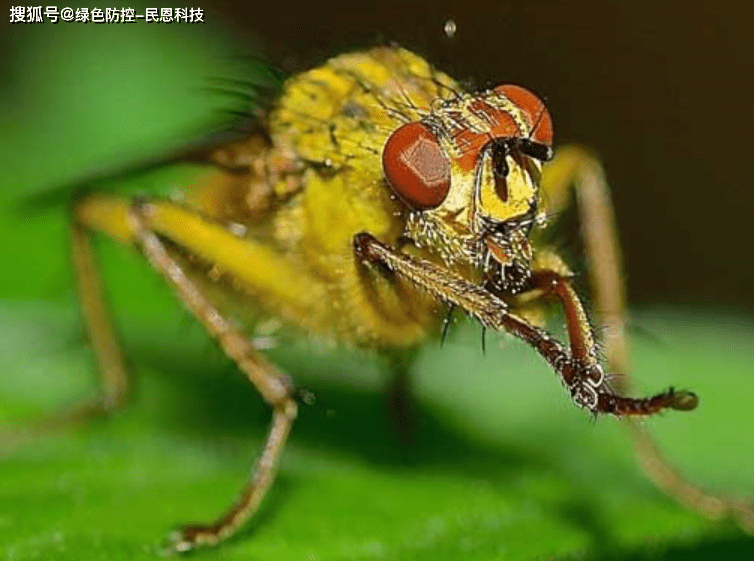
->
[128, 203, 298, 552]
[528, 270, 598, 366]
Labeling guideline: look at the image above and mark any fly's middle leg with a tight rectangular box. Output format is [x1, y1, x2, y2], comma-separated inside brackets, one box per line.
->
[128, 201, 297, 551]
[71, 192, 323, 550]
[382, 347, 421, 445]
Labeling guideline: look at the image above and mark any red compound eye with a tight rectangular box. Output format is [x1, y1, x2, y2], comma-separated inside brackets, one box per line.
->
[494, 84, 553, 147]
[382, 122, 451, 210]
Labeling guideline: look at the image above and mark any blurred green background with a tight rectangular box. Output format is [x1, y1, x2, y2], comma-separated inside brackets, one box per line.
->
[1, 2, 753, 560]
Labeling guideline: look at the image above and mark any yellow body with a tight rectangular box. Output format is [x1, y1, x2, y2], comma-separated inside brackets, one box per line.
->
[77, 47, 568, 350]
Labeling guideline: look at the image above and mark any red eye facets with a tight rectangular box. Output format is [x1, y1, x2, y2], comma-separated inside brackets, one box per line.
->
[494, 84, 553, 147]
[382, 122, 451, 210]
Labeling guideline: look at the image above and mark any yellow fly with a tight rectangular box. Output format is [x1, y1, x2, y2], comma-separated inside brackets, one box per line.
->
[23, 46, 754, 550]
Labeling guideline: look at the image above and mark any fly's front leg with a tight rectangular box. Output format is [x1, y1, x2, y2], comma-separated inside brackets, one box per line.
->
[540, 146, 629, 383]
[527, 270, 696, 414]
[542, 145, 754, 532]
[353, 233, 694, 416]
[124, 200, 298, 552]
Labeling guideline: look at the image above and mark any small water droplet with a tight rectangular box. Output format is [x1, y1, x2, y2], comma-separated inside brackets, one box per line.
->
[444, 19, 457, 38]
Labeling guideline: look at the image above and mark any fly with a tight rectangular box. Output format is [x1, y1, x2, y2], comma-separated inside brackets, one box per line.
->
[12, 46, 754, 551]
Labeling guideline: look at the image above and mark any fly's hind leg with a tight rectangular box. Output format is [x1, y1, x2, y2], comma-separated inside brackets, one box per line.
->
[68, 202, 130, 419]
[0, 198, 130, 452]
[541, 145, 754, 533]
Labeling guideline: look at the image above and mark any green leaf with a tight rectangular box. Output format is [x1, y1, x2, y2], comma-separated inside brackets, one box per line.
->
[1, 299, 753, 560]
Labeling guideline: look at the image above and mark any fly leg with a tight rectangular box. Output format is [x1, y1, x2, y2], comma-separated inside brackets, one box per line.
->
[68, 200, 131, 418]
[125, 200, 298, 552]
[3, 133, 270, 443]
[540, 145, 754, 532]
[383, 348, 421, 445]
[70, 192, 322, 550]
[354, 233, 695, 416]
[0, 199, 131, 453]
[539, 146, 629, 380]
